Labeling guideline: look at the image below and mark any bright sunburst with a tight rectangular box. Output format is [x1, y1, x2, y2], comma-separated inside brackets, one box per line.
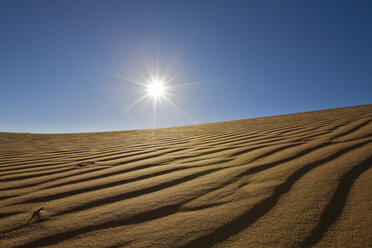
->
[105, 56, 211, 130]
[147, 80, 165, 99]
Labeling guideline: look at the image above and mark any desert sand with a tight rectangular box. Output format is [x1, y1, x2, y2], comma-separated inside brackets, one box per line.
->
[0, 104, 371, 247]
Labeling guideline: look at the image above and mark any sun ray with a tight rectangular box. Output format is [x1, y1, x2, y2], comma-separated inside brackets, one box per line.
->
[104, 71, 148, 87]
[152, 97, 157, 150]
[109, 57, 208, 130]
[153, 98, 157, 129]
[128, 65, 150, 84]
[163, 91, 190, 102]
[141, 51, 156, 83]
[166, 78, 215, 89]
[163, 95, 195, 124]
[160, 57, 176, 83]
[156, 49, 160, 82]
[161, 67, 188, 85]
[121, 93, 151, 114]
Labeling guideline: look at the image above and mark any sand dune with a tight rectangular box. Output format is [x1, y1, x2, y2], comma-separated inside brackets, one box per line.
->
[1, 104, 372, 247]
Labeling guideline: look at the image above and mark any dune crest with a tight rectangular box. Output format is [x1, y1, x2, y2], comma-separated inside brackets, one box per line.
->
[1, 104, 372, 247]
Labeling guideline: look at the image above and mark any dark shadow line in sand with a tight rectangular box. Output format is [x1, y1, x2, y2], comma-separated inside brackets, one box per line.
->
[0, 161, 71, 173]
[0, 195, 19, 201]
[0, 168, 104, 191]
[33, 141, 317, 212]
[0, 155, 89, 171]
[228, 147, 263, 157]
[54, 167, 222, 216]
[15, 172, 242, 248]
[95, 150, 154, 162]
[294, 122, 349, 142]
[0, 216, 50, 236]
[0, 148, 148, 172]
[238, 141, 329, 178]
[20, 141, 338, 246]
[20, 167, 187, 204]
[181, 140, 371, 248]
[0, 165, 78, 177]
[226, 141, 295, 159]
[45, 163, 163, 189]
[19, 159, 233, 205]
[197, 147, 237, 157]
[247, 144, 300, 163]
[104, 240, 133, 248]
[0, 168, 74, 182]
[47, 140, 328, 227]
[97, 148, 185, 166]
[221, 136, 290, 150]
[178, 141, 331, 214]
[14, 205, 181, 248]
[331, 119, 371, 140]
[16, 185, 228, 247]
[44, 148, 187, 189]
[278, 126, 317, 135]
[179, 141, 336, 214]
[299, 155, 372, 247]
[0, 211, 23, 218]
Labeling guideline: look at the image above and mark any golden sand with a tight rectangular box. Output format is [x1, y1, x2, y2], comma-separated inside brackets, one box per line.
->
[1, 104, 371, 247]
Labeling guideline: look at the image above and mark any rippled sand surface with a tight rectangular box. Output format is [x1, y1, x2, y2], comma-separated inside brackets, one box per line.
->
[1, 104, 371, 247]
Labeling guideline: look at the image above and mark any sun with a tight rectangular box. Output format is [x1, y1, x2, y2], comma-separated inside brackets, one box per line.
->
[104, 57, 206, 125]
[147, 80, 165, 98]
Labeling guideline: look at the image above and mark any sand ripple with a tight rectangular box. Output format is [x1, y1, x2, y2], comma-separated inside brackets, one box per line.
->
[1, 105, 372, 247]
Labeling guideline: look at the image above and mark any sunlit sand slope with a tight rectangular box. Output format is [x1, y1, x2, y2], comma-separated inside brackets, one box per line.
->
[1, 104, 372, 248]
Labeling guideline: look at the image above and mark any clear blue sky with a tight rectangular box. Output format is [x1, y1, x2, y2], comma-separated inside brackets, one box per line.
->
[1, 0, 371, 133]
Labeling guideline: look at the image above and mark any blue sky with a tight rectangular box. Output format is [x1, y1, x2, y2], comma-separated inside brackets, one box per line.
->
[1, 0, 371, 133]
